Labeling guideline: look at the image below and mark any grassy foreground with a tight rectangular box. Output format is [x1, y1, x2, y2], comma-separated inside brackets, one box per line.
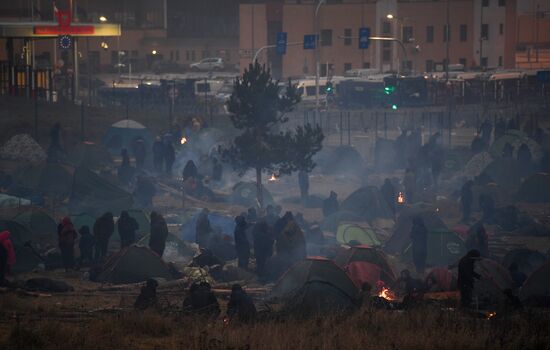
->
[1, 295, 549, 350]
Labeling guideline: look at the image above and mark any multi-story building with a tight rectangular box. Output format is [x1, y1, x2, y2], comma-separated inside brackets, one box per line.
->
[239, 0, 549, 78]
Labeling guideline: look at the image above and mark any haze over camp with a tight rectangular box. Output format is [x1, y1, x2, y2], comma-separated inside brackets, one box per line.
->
[1, 0, 550, 349]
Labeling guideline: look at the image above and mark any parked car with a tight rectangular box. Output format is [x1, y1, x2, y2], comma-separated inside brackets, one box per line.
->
[190, 57, 225, 71]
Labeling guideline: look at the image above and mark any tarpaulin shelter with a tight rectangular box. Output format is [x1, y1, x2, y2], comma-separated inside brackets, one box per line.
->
[403, 229, 466, 267]
[336, 224, 380, 246]
[340, 186, 393, 223]
[12, 162, 74, 196]
[68, 141, 112, 168]
[229, 182, 275, 208]
[12, 209, 57, 238]
[96, 245, 173, 284]
[103, 119, 153, 155]
[384, 205, 447, 254]
[69, 167, 133, 217]
[502, 248, 547, 276]
[520, 261, 550, 303]
[270, 258, 359, 315]
[516, 173, 550, 203]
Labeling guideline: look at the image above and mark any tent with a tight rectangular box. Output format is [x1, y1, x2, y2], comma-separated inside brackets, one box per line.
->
[68, 141, 112, 168]
[384, 205, 447, 254]
[520, 261, 550, 303]
[0, 194, 31, 208]
[180, 211, 235, 242]
[502, 248, 547, 276]
[229, 182, 275, 208]
[334, 245, 395, 282]
[403, 229, 466, 267]
[12, 162, 74, 196]
[137, 232, 198, 265]
[321, 210, 363, 232]
[516, 173, 550, 203]
[70, 213, 96, 233]
[96, 245, 173, 284]
[462, 152, 493, 179]
[12, 245, 43, 273]
[340, 186, 393, 223]
[0, 219, 34, 246]
[471, 258, 514, 307]
[270, 258, 359, 315]
[69, 167, 133, 216]
[316, 146, 365, 175]
[490, 130, 542, 161]
[103, 119, 153, 155]
[481, 159, 536, 190]
[336, 224, 380, 246]
[12, 210, 57, 238]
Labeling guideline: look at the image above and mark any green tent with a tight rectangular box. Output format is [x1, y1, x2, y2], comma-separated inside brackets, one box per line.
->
[230, 181, 275, 207]
[490, 130, 542, 161]
[96, 245, 173, 284]
[137, 232, 197, 265]
[340, 186, 393, 223]
[403, 229, 466, 267]
[69, 167, 133, 216]
[516, 173, 550, 203]
[520, 261, 550, 303]
[12, 162, 74, 196]
[12, 210, 57, 238]
[0, 220, 34, 246]
[103, 119, 153, 155]
[336, 224, 380, 246]
[68, 141, 112, 168]
[70, 213, 96, 233]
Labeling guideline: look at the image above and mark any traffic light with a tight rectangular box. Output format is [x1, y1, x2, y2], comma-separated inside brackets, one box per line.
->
[384, 86, 396, 95]
[325, 81, 334, 94]
[392, 104, 398, 110]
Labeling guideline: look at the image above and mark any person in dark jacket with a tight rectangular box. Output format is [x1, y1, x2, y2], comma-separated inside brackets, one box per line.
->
[132, 138, 147, 169]
[118, 148, 134, 185]
[380, 178, 396, 215]
[212, 158, 223, 182]
[495, 118, 506, 140]
[502, 142, 514, 158]
[195, 208, 212, 249]
[58, 217, 77, 271]
[460, 180, 474, 223]
[149, 212, 169, 257]
[152, 137, 164, 173]
[508, 263, 527, 289]
[234, 215, 251, 269]
[276, 219, 306, 263]
[118, 211, 139, 248]
[78, 225, 95, 266]
[517, 143, 532, 163]
[134, 278, 158, 310]
[93, 212, 114, 260]
[469, 223, 489, 258]
[182, 160, 198, 181]
[410, 216, 428, 274]
[322, 191, 339, 218]
[298, 170, 309, 200]
[226, 284, 257, 323]
[457, 250, 481, 308]
[164, 143, 176, 177]
[134, 176, 156, 209]
[479, 194, 495, 224]
[403, 168, 416, 203]
[182, 281, 220, 317]
[252, 219, 273, 277]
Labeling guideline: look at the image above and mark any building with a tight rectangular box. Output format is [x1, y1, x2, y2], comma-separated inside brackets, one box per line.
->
[239, 0, 549, 79]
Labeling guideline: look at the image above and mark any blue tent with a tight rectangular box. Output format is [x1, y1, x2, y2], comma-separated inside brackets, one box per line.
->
[180, 211, 235, 242]
[103, 119, 153, 155]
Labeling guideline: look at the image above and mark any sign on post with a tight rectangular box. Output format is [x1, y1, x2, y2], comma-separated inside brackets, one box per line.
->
[276, 32, 288, 55]
[359, 27, 370, 49]
[303, 34, 316, 50]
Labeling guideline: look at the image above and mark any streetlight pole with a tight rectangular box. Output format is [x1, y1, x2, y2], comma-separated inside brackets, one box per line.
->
[314, 0, 326, 119]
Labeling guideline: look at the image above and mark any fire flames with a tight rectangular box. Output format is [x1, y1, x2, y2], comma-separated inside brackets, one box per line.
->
[397, 192, 405, 204]
[180, 137, 188, 145]
[378, 287, 396, 301]
[268, 174, 277, 182]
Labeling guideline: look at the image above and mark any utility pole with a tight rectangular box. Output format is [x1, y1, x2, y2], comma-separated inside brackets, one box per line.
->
[479, 0, 484, 69]
[445, 0, 450, 82]
[314, 0, 326, 120]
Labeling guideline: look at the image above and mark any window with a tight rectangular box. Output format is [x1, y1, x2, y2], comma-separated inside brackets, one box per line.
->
[402, 26, 413, 43]
[481, 57, 488, 67]
[320, 63, 333, 77]
[383, 50, 391, 62]
[482, 0, 489, 6]
[321, 29, 332, 46]
[459, 58, 467, 67]
[481, 24, 489, 40]
[344, 63, 352, 72]
[443, 25, 451, 42]
[344, 29, 352, 46]
[460, 25, 467, 42]
[498, 56, 503, 66]
[498, 0, 506, 6]
[363, 62, 371, 69]
[499, 23, 504, 35]
[426, 25, 434, 43]
[382, 22, 391, 35]
[426, 59, 434, 72]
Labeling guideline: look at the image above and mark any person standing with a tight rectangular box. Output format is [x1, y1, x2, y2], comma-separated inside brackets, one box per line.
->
[380, 178, 396, 214]
[152, 137, 164, 174]
[118, 148, 134, 186]
[322, 191, 339, 218]
[0, 231, 15, 285]
[149, 212, 169, 257]
[195, 209, 212, 249]
[461, 181, 474, 223]
[457, 250, 481, 308]
[404, 168, 416, 204]
[134, 176, 156, 209]
[118, 211, 139, 249]
[410, 216, 428, 274]
[58, 217, 77, 271]
[164, 142, 176, 177]
[78, 226, 95, 266]
[212, 158, 223, 182]
[234, 215, 250, 269]
[298, 170, 309, 200]
[252, 219, 273, 277]
[93, 212, 114, 260]
[133, 138, 147, 170]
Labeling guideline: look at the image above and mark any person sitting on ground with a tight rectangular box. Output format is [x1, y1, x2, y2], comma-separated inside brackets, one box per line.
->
[0, 231, 15, 286]
[182, 281, 220, 317]
[226, 284, 257, 323]
[78, 225, 95, 267]
[457, 249, 481, 308]
[508, 262, 527, 289]
[118, 211, 139, 249]
[134, 278, 159, 310]
[394, 270, 424, 297]
[322, 191, 339, 218]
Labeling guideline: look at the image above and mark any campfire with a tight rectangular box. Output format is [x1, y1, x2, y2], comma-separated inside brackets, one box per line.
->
[268, 174, 277, 182]
[180, 137, 188, 145]
[378, 287, 396, 301]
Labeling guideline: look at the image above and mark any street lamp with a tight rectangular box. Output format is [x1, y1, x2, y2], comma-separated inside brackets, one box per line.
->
[152, 50, 158, 55]
[99, 16, 107, 22]
[386, 14, 394, 19]
[314, 0, 326, 119]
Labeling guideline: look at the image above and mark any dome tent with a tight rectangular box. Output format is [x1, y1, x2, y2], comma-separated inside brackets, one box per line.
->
[12, 209, 57, 238]
[502, 248, 547, 276]
[12, 162, 74, 196]
[334, 245, 395, 283]
[490, 130, 542, 161]
[103, 119, 153, 155]
[68, 141, 112, 168]
[336, 224, 380, 246]
[230, 182, 275, 208]
[520, 261, 550, 304]
[402, 229, 466, 267]
[340, 186, 393, 223]
[516, 173, 550, 203]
